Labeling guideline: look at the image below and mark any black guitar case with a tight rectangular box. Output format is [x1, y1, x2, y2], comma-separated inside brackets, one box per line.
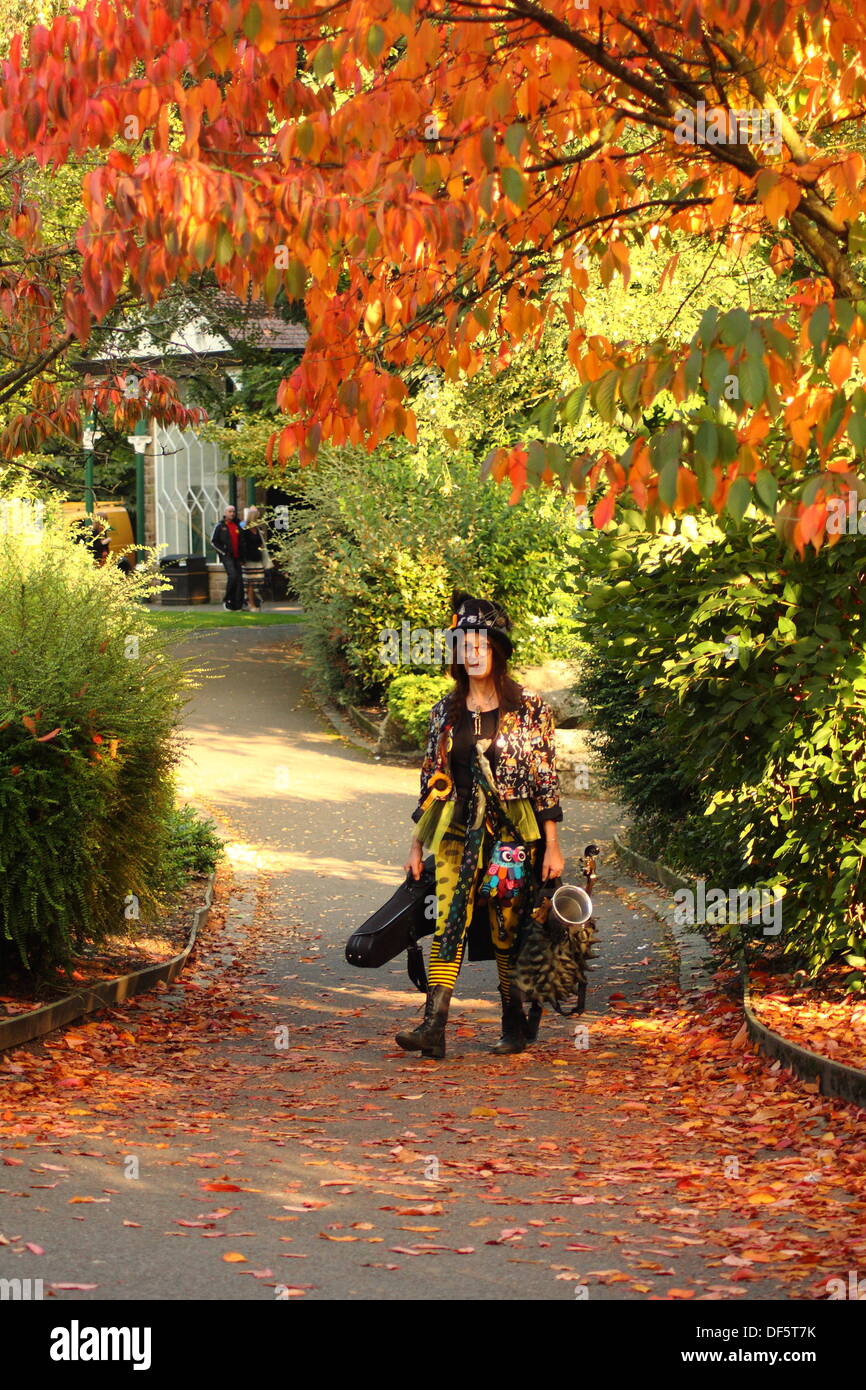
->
[346, 856, 437, 990]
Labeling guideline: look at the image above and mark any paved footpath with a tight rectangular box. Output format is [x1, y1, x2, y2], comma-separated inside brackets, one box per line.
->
[2, 627, 864, 1301]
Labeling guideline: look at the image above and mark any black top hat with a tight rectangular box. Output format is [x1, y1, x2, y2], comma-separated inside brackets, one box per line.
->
[450, 590, 513, 658]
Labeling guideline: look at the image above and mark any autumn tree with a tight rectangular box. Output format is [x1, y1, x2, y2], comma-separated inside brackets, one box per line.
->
[1, 0, 866, 548]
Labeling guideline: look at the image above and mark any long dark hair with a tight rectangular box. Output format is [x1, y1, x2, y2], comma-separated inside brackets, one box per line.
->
[438, 637, 523, 759]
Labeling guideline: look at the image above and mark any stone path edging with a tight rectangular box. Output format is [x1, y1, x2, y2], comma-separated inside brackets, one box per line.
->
[611, 835, 715, 991]
[611, 835, 866, 1109]
[0, 873, 215, 1053]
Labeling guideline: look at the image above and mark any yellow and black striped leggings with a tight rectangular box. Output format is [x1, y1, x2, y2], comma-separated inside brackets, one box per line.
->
[427, 826, 536, 999]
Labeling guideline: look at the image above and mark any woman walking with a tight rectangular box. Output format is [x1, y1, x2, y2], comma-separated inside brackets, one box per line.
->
[396, 591, 564, 1060]
[240, 507, 267, 611]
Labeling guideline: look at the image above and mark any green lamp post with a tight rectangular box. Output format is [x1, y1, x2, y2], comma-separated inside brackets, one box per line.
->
[128, 415, 149, 563]
[83, 406, 99, 519]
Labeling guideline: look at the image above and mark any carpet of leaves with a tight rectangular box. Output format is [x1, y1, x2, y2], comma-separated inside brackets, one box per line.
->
[1, 868, 864, 1301]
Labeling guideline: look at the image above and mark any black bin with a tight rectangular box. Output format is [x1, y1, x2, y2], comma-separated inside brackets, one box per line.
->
[159, 554, 209, 605]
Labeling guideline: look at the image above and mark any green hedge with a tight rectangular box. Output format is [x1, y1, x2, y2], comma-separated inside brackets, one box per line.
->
[576, 513, 866, 978]
[0, 525, 185, 974]
[269, 441, 582, 703]
[385, 672, 452, 747]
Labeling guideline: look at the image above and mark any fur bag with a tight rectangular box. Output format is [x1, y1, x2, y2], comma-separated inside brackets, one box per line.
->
[513, 894, 598, 1015]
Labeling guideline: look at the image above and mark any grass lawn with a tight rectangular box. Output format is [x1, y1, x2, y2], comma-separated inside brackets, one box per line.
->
[146, 609, 303, 635]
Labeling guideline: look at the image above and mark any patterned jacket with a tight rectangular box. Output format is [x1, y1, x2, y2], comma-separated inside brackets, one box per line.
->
[412, 690, 561, 824]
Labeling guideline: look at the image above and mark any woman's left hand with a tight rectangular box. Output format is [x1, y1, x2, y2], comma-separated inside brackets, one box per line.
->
[541, 846, 565, 882]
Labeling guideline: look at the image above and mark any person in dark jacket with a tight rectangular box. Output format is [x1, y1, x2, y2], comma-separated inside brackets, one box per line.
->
[211, 505, 244, 611]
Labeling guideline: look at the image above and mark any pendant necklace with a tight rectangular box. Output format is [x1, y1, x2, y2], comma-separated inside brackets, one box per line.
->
[469, 699, 495, 736]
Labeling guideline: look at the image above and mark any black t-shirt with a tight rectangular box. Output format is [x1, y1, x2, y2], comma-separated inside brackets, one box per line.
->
[452, 707, 500, 822]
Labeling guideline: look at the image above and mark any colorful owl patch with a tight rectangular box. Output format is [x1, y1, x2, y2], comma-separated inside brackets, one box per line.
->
[479, 841, 528, 901]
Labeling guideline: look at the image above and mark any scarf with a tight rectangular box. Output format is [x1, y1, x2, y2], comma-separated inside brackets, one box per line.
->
[436, 740, 532, 964]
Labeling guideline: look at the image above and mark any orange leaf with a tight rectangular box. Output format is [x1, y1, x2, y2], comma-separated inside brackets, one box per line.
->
[222, 1252, 247, 1263]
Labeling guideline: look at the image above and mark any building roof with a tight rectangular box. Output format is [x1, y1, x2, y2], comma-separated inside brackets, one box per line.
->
[72, 288, 308, 372]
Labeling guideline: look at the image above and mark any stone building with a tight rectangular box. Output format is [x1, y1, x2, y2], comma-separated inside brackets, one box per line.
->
[75, 289, 307, 601]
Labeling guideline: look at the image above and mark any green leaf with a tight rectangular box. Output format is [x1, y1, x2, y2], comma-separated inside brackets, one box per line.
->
[705, 348, 729, 403]
[695, 456, 716, 502]
[684, 347, 703, 397]
[739, 354, 768, 408]
[593, 370, 618, 424]
[501, 167, 527, 208]
[849, 412, 866, 454]
[716, 425, 739, 463]
[366, 23, 386, 59]
[480, 127, 496, 172]
[242, 1, 262, 41]
[697, 304, 719, 349]
[658, 455, 679, 507]
[296, 119, 314, 156]
[561, 381, 589, 425]
[720, 307, 751, 346]
[313, 42, 334, 80]
[504, 123, 526, 159]
[694, 420, 718, 464]
[525, 438, 547, 483]
[726, 477, 752, 520]
[755, 469, 778, 512]
[808, 302, 831, 356]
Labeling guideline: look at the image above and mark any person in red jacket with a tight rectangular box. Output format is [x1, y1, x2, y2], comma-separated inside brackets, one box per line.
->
[210, 505, 244, 611]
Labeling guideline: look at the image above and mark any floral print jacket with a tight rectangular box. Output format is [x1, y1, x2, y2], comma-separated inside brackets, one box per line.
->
[412, 690, 562, 825]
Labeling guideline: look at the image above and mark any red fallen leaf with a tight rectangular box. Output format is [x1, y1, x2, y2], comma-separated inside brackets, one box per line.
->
[666, 1288, 696, 1299]
[2, 1157, 23, 1166]
[51, 1282, 98, 1291]
[68, 1196, 109, 1204]
[454, 1247, 475, 1254]
[176, 1220, 211, 1228]
[485, 1227, 527, 1245]
[386, 1204, 443, 1216]
[608, 992, 626, 1000]
[122, 1221, 141, 1228]
[319, 1234, 358, 1242]
[388, 1247, 425, 1256]
[25, 1242, 44, 1254]
[199, 1182, 242, 1192]
[564, 1244, 597, 1252]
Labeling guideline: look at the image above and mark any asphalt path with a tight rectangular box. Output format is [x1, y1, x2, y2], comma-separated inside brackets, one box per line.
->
[3, 627, 856, 1302]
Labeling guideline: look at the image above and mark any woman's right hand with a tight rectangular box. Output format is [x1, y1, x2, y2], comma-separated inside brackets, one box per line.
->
[404, 840, 424, 880]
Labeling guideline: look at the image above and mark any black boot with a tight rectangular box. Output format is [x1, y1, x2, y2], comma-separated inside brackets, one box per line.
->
[395, 985, 452, 1059]
[491, 986, 527, 1055]
[525, 1000, 543, 1043]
